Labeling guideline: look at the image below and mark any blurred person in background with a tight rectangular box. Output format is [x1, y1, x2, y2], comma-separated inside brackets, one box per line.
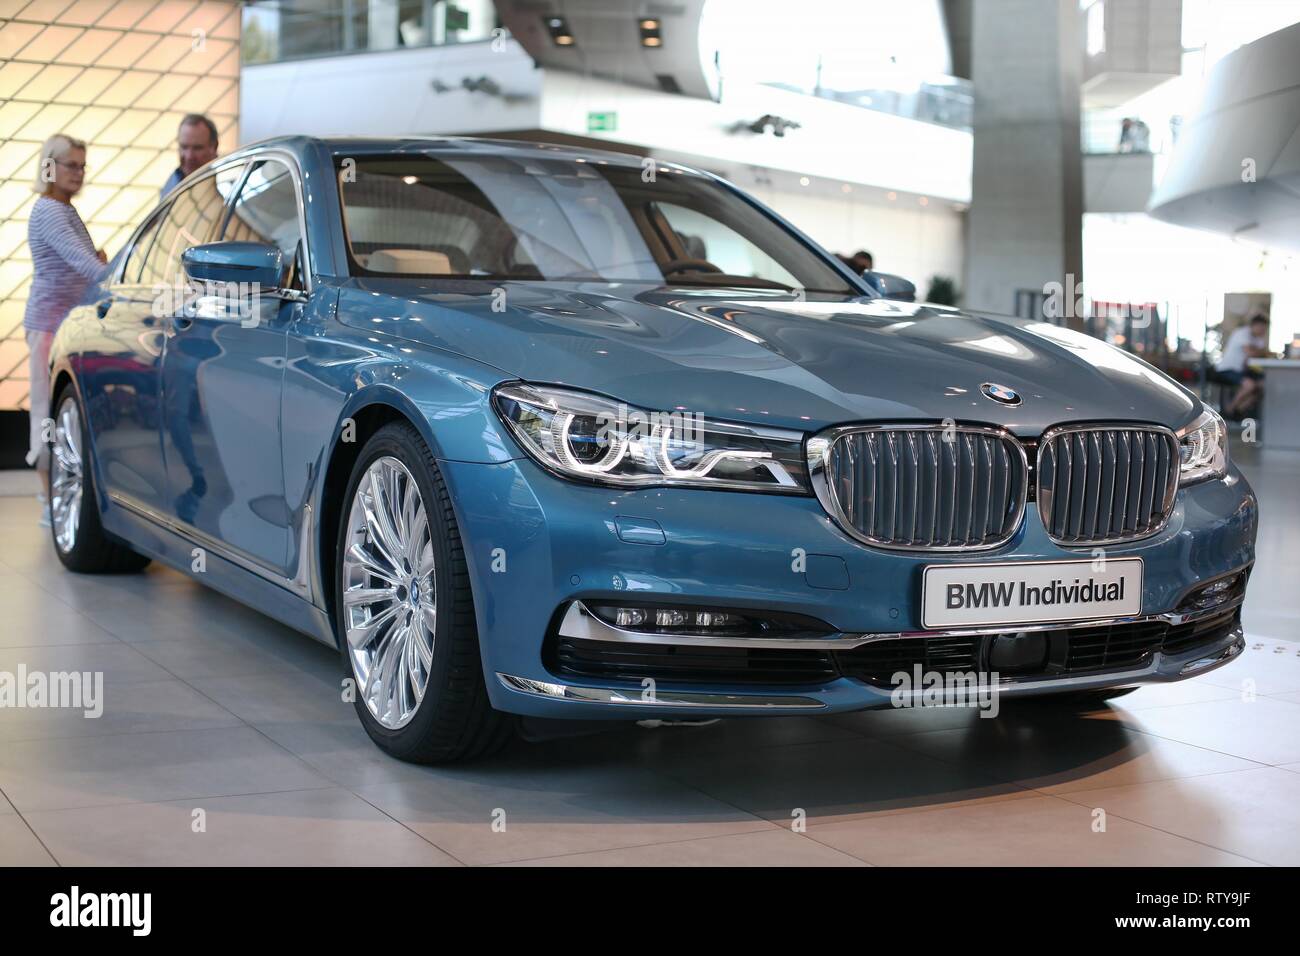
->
[162, 113, 219, 197]
[1217, 314, 1273, 419]
[25, 134, 111, 526]
[847, 250, 874, 273]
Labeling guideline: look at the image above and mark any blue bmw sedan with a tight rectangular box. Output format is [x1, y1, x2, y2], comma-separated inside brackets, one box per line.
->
[46, 136, 1256, 761]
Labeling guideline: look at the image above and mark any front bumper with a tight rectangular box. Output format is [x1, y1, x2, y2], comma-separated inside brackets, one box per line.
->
[441, 457, 1257, 720]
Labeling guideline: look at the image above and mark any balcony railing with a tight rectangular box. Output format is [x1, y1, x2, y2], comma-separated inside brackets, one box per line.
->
[242, 0, 498, 65]
[755, 53, 973, 131]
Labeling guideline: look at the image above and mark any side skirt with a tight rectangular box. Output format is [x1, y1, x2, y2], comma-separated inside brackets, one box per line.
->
[102, 497, 337, 648]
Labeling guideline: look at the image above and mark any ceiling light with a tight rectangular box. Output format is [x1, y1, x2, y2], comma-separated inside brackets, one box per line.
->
[638, 17, 662, 47]
[546, 16, 575, 47]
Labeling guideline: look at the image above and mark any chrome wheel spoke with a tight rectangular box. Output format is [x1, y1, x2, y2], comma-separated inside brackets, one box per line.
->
[366, 620, 402, 722]
[346, 543, 402, 587]
[51, 398, 84, 554]
[416, 539, 435, 579]
[360, 484, 404, 575]
[406, 631, 427, 705]
[342, 455, 438, 730]
[52, 443, 80, 477]
[371, 464, 407, 564]
[345, 598, 402, 650]
[343, 585, 397, 608]
[58, 402, 82, 467]
[403, 481, 423, 564]
[411, 612, 434, 669]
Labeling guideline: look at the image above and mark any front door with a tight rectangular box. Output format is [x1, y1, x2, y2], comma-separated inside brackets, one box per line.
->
[161, 158, 307, 577]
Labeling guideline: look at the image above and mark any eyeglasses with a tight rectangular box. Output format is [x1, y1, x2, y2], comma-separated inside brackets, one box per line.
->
[56, 160, 87, 173]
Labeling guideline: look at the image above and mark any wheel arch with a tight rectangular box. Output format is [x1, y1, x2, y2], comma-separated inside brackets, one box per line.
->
[316, 390, 442, 648]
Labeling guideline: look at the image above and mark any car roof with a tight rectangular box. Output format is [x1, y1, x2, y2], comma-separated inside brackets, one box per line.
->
[233, 134, 682, 172]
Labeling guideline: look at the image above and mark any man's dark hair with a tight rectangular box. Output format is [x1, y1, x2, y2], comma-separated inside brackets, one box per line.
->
[854, 250, 873, 263]
[179, 113, 218, 147]
[1248, 314, 1269, 327]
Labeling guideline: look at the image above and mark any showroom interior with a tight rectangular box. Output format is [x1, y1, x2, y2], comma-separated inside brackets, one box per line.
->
[0, 0, 1297, 871]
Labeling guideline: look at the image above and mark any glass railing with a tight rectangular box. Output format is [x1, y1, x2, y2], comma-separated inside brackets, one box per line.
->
[746, 52, 973, 130]
[1082, 113, 1179, 155]
[242, 0, 499, 65]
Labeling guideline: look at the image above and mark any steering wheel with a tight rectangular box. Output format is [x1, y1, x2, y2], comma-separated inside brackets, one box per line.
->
[661, 258, 723, 275]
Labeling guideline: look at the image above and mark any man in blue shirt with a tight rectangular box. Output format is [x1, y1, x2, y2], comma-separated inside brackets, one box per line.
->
[162, 114, 220, 198]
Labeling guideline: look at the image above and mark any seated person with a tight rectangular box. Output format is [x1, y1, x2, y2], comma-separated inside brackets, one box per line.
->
[1214, 314, 1272, 418]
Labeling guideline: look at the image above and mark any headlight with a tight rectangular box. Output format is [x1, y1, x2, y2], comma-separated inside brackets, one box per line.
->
[492, 383, 809, 492]
[1177, 408, 1228, 484]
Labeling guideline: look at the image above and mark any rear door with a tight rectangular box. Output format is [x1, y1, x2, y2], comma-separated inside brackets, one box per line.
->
[81, 165, 241, 513]
[78, 201, 171, 512]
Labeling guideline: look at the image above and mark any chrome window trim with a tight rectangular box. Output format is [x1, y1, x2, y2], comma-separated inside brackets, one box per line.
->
[806, 422, 1030, 552]
[1036, 422, 1180, 547]
[556, 596, 1244, 651]
[220, 148, 315, 295]
[120, 148, 315, 296]
[115, 158, 246, 288]
[113, 199, 173, 287]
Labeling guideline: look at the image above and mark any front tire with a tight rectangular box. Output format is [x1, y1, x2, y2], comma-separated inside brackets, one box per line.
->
[336, 421, 512, 763]
[48, 385, 150, 574]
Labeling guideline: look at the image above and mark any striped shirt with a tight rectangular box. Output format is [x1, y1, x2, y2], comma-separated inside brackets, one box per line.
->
[24, 195, 110, 333]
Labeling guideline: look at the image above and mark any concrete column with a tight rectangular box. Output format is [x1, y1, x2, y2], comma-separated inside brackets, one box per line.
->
[965, 0, 1083, 326]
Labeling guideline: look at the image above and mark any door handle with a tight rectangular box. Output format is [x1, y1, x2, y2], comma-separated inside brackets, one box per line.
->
[171, 315, 194, 333]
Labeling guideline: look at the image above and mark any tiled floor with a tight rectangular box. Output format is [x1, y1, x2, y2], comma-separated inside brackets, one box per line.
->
[0, 440, 1295, 867]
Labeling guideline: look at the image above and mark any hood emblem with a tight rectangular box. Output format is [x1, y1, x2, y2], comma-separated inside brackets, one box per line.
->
[980, 382, 1022, 407]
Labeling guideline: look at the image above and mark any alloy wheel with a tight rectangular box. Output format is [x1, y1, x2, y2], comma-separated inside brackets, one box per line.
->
[341, 456, 437, 729]
[50, 396, 83, 554]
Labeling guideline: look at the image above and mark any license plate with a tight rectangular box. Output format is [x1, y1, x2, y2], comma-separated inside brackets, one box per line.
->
[922, 558, 1143, 629]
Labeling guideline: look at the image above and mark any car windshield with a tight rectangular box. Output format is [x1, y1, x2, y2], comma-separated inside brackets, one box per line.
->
[336, 153, 855, 294]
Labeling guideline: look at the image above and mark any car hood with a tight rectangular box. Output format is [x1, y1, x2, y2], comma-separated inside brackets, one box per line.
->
[339, 280, 1198, 435]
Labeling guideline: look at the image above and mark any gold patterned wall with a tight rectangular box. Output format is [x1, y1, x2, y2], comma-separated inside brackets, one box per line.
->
[0, 0, 240, 410]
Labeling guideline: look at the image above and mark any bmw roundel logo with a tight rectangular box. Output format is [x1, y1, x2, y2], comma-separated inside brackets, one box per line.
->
[980, 382, 1022, 406]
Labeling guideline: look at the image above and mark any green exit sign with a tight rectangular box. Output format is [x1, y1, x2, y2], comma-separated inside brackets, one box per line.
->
[587, 111, 618, 133]
[444, 4, 469, 31]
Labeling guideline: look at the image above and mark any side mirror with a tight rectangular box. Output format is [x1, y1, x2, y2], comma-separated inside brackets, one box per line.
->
[862, 270, 917, 302]
[182, 241, 284, 290]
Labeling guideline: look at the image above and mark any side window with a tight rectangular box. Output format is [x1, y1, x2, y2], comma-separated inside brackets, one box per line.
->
[215, 162, 245, 205]
[222, 159, 305, 288]
[119, 203, 169, 286]
[139, 173, 226, 291]
[654, 201, 800, 288]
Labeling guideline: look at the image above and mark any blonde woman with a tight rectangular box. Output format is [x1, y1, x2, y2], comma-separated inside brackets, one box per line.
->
[25, 134, 110, 526]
